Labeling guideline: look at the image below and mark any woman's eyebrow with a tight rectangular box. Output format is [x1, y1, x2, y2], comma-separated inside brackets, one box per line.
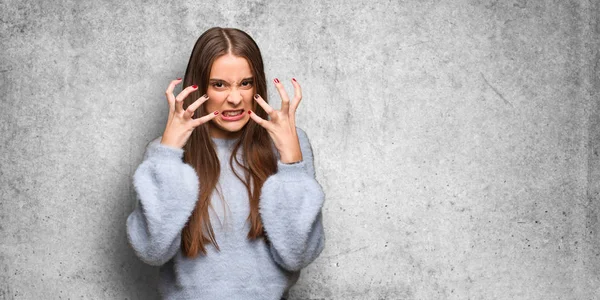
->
[209, 77, 254, 83]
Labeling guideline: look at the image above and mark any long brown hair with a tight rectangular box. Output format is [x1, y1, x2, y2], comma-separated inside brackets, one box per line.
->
[180, 27, 277, 258]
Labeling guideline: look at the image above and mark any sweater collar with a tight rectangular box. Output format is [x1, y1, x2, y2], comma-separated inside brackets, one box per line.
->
[211, 136, 239, 148]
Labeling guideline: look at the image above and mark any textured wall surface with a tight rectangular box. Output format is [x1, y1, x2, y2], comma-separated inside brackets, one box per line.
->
[1, 0, 599, 299]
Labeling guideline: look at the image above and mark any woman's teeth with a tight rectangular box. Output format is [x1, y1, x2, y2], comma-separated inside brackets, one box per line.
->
[224, 110, 242, 116]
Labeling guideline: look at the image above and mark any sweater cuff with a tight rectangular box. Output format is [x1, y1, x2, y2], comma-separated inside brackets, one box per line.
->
[276, 159, 309, 181]
[147, 142, 184, 161]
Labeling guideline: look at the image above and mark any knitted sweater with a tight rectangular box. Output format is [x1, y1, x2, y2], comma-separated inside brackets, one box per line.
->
[125, 127, 326, 300]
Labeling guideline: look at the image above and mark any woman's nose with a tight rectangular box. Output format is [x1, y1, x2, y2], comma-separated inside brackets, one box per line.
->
[226, 90, 244, 105]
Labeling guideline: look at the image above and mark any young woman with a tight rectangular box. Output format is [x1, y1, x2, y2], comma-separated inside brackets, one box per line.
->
[125, 27, 326, 299]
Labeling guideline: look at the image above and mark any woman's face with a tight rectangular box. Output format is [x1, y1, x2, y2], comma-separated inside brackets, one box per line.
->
[205, 54, 255, 139]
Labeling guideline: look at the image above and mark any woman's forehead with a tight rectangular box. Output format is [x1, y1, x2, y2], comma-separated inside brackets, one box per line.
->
[210, 54, 252, 81]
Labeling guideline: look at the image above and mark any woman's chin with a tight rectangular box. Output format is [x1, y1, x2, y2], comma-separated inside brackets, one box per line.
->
[209, 119, 248, 138]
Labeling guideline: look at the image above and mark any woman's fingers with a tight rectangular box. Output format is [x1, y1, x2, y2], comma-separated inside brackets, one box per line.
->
[249, 94, 272, 129]
[253, 94, 277, 119]
[174, 84, 199, 114]
[290, 78, 302, 112]
[192, 111, 220, 127]
[186, 94, 210, 119]
[248, 110, 271, 130]
[273, 78, 291, 114]
[165, 78, 183, 113]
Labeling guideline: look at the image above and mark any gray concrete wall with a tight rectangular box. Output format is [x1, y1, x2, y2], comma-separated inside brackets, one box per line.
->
[1, 0, 598, 299]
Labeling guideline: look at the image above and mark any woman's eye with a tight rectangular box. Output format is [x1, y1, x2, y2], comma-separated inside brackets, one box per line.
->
[212, 82, 223, 88]
[241, 81, 253, 87]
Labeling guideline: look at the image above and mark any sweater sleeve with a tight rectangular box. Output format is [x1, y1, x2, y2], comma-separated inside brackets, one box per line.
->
[259, 127, 326, 272]
[125, 137, 199, 266]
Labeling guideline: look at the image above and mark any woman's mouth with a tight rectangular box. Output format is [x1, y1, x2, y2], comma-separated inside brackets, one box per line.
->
[221, 109, 245, 121]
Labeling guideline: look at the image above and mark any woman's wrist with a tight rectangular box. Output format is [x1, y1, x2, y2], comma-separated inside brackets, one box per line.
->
[281, 159, 302, 165]
[278, 150, 302, 164]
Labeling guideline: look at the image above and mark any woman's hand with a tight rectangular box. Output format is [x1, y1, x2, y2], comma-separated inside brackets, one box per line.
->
[161, 78, 219, 149]
[249, 78, 303, 164]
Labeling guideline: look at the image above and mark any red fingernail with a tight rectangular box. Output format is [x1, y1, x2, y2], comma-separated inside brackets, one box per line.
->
[292, 78, 296, 82]
[214, 111, 219, 115]
[248, 110, 252, 114]
[274, 78, 279, 84]
[254, 94, 259, 99]
[192, 85, 198, 89]
[177, 77, 182, 80]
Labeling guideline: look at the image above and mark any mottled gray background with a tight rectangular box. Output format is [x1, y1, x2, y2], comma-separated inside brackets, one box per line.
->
[1, 0, 599, 299]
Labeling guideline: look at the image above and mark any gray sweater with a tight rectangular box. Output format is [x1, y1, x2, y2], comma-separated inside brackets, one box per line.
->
[125, 127, 326, 299]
